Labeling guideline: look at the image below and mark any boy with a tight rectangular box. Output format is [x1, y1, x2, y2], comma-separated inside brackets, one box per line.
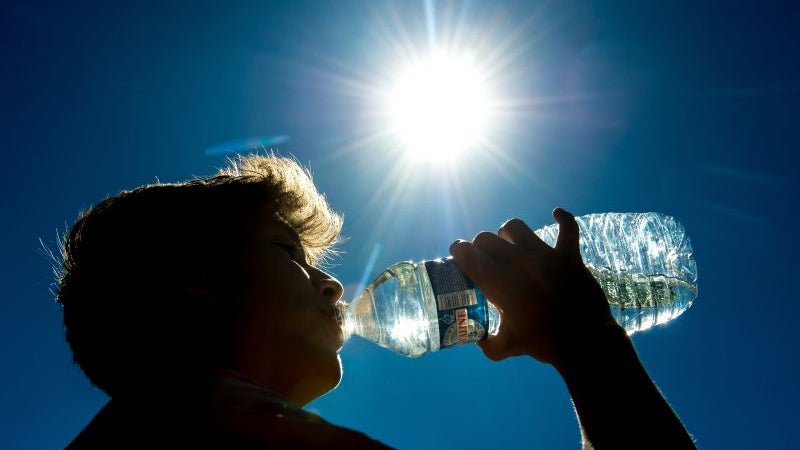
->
[58, 155, 694, 449]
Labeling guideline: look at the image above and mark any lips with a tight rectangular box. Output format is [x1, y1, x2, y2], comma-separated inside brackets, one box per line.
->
[320, 305, 345, 347]
[333, 300, 348, 327]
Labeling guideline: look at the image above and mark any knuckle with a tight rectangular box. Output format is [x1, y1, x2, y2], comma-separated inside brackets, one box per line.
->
[499, 218, 531, 239]
[472, 231, 496, 246]
[487, 351, 506, 362]
[503, 217, 526, 229]
[449, 239, 468, 254]
[499, 217, 525, 233]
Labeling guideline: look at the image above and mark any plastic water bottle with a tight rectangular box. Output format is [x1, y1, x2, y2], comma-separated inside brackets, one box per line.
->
[342, 212, 697, 357]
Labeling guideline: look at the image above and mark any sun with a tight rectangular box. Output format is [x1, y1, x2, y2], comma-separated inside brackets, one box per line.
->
[387, 53, 491, 163]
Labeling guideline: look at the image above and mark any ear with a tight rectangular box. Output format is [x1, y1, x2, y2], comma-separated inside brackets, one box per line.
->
[175, 284, 235, 367]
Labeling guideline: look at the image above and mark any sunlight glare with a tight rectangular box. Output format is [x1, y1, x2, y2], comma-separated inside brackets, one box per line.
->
[388, 54, 490, 162]
[389, 317, 426, 343]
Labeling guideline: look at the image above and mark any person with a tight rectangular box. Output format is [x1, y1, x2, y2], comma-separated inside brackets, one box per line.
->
[56, 154, 695, 449]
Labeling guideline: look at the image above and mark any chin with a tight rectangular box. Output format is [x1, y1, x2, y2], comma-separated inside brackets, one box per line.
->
[321, 353, 344, 392]
[297, 353, 343, 405]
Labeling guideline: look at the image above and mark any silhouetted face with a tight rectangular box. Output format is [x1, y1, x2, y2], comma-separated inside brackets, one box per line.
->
[227, 211, 344, 406]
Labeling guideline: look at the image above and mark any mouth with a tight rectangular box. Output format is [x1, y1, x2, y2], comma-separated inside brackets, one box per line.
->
[322, 301, 348, 348]
[333, 300, 348, 328]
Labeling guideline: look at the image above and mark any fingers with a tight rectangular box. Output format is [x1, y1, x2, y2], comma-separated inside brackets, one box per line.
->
[449, 238, 497, 287]
[450, 230, 514, 275]
[553, 207, 582, 261]
[472, 230, 515, 259]
[499, 218, 552, 254]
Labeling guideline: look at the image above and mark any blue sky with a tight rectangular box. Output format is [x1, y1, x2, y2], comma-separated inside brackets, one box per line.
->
[2, 1, 798, 448]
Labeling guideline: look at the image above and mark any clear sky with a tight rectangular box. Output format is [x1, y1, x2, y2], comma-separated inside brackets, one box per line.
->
[2, 1, 798, 448]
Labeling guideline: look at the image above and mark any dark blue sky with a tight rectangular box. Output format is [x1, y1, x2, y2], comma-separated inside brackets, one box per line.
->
[2, 1, 798, 448]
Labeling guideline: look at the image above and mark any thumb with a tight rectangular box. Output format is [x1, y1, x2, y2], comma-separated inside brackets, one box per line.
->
[476, 333, 511, 362]
[553, 207, 582, 262]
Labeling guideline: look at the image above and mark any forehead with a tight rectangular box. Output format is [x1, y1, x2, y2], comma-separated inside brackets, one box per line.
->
[249, 209, 301, 241]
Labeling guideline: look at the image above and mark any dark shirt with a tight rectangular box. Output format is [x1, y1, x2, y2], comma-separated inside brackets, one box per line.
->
[66, 372, 393, 449]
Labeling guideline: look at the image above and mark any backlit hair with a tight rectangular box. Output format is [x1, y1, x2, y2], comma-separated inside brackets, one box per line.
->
[56, 154, 342, 396]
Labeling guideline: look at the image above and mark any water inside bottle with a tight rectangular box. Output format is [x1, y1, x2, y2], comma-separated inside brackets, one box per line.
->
[342, 262, 435, 357]
[589, 266, 697, 334]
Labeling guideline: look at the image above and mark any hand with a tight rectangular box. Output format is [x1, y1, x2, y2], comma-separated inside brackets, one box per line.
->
[450, 208, 618, 367]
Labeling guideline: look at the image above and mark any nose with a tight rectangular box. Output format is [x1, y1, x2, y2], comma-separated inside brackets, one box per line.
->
[311, 268, 344, 304]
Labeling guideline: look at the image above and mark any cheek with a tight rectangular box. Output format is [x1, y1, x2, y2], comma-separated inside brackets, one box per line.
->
[246, 303, 325, 346]
[235, 279, 327, 349]
[281, 313, 331, 346]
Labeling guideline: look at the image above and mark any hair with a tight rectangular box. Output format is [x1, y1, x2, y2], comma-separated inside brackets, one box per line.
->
[56, 154, 342, 396]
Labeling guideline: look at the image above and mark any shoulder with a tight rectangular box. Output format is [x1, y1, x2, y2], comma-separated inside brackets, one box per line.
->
[209, 403, 395, 449]
[66, 399, 394, 450]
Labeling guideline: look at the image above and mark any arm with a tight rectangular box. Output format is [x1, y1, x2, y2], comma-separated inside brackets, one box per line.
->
[450, 208, 696, 450]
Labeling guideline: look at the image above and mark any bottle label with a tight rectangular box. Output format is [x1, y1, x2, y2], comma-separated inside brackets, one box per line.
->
[424, 258, 489, 348]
